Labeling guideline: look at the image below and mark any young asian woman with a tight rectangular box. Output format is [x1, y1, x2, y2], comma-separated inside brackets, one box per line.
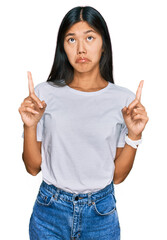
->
[19, 6, 149, 240]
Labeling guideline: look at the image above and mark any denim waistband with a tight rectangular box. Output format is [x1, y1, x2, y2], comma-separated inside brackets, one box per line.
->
[40, 180, 115, 205]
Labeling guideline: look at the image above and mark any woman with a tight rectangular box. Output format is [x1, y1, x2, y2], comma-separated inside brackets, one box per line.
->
[19, 6, 149, 240]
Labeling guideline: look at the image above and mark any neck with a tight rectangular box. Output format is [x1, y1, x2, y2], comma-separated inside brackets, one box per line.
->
[69, 67, 107, 90]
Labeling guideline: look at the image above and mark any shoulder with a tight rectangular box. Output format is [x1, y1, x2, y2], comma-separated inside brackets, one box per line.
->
[34, 81, 66, 101]
[33, 81, 52, 100]
[34, 81, 58, 96]
[34, 81, 48, 92]
[34, 81, 65, 92]
[109, 82, 136, 107]
[112, 83, 135, 101]
[112, 82, 135, 97]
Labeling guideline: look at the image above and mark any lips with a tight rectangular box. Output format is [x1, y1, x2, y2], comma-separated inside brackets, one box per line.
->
[76, 57, 91, 63]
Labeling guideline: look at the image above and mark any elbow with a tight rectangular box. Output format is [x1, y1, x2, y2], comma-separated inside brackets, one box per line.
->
[22, 152, 41, 176]
[113, 171, 122, 184]
[113, 178, 122, 185]
[26, 167, 41, 176]
[113, 176, 125, 185]
[30, 171, 39, 176]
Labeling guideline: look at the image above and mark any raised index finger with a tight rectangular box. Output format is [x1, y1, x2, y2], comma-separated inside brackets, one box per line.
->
[27, 71, 44, 108]
[136, 80, 144, 101]
[27, 71, 34, 95]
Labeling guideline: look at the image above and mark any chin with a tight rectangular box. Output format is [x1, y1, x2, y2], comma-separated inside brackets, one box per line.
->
[73, 64, 94, 73]
[74, 68, 92, 74]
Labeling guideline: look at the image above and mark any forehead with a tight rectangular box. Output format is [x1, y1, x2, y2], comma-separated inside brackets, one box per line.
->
[65, 21, 97, 35]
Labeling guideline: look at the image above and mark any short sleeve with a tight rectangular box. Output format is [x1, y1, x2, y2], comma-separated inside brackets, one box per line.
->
[21, 83, 44, 142]
[117, 91, 136, 148]
[117, 123, 129, 147]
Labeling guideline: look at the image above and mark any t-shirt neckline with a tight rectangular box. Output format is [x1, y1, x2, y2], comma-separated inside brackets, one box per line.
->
[65, 81, 112, 96]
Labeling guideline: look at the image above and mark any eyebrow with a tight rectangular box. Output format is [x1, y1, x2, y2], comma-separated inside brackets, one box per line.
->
[65, 30, 96, 38]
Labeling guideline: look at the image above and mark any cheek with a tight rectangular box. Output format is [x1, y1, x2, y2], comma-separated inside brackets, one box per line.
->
[64, 44, 75, 61]
[89, 40, 103, 58]
[90, 46, 103, 61]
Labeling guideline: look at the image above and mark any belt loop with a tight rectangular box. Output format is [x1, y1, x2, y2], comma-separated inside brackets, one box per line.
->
[73, 193, 77, 202]
[53, 188, 60, 201]
[88, 193, 92, 206]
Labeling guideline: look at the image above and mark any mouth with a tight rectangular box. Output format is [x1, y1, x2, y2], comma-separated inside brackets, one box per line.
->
[75, 57, 91, 63]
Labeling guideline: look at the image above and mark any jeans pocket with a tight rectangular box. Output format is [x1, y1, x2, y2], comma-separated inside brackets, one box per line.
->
[36, 188, 54, 207]
[92, 191, 116, 216]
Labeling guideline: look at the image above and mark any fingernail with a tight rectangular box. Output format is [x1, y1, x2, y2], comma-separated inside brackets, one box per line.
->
[39, 104, 43, 108]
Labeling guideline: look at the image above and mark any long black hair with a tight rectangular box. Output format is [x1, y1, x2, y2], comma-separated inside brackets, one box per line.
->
[46, 6, 115, 86]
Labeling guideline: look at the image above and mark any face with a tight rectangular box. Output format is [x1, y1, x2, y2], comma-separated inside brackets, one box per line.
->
[64, 21, 104, 74]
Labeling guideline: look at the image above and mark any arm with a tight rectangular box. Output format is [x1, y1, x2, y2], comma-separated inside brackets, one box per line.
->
[19, 71, 46, 176]
[113, 133, 141, 184]
[22, 124, 42, 176]
[114, 80, 149, 184]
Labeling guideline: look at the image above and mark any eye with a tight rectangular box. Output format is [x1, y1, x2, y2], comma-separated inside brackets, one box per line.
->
[87, 36, 94, 41]
[68, 38, 75, 43]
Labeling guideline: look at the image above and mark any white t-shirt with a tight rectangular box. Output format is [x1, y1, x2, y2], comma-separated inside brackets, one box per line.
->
[22, 80, 136, 194]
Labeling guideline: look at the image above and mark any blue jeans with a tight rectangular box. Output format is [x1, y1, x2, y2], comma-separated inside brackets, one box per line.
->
[29, 180, 121, 239]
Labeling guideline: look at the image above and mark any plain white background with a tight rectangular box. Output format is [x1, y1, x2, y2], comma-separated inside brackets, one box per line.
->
[0, 0, 166, 239]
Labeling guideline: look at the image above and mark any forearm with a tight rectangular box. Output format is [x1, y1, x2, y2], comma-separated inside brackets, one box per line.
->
[113, 133, 141, 184]
[23, 125, 41, 175]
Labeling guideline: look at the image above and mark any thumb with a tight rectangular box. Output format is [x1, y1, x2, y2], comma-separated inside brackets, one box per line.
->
[41, 100, 47, 108]
[121, 106, 127, 114]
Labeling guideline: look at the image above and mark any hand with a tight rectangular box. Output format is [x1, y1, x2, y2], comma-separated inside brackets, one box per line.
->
[121, 80, 149, 140]
[18, 71, 47, 128]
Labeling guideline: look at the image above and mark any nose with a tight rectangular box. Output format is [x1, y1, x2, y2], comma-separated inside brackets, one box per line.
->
[77, 40, 86, 55]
